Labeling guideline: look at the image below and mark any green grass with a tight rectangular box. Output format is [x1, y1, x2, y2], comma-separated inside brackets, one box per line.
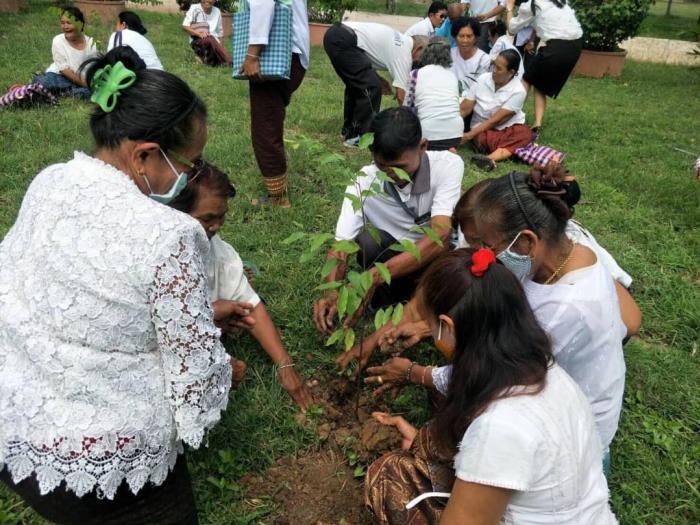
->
[639, 1, 700, 41]
[1, 3, 699, 524]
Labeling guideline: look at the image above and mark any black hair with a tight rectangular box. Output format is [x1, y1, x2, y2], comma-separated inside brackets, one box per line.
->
[61, 6, 85, 31]
[368, 107, 422, 162]
[418, 248, 553, 448]
[499, 49, 521, 74]
[118, 11, 147, 35]
[81, 47, 207, 151]
[453, 179, 492, 232]
[530, 0, 567, 11]
[169, 162, 236, 214]
[488, 20, 507, 38]
[450, 16, 480, 39]
[476, 164, 577, 245]
[427, 1, 447, 15]
[176, 0, 192, 11]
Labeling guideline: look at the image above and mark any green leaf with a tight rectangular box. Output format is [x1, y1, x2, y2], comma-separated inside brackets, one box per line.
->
[309, 233, 333, 253]
[347, 271, 363, 291]
[391, 303, 404, 326]
[382, 305, 394, 326]
[344, 192, 362, 212]
[320, 258, 340, 279]
[299, 250, 316, 263]
[333, 240, 360, 255]
[374, 262, 391, 285]
[353, 464, 366, 478]
[325, 328, 344, 347]
[366, 224, 382, 245]
[346, 289, 362, 317]
[374, 309, 385, 331]
[393, 239, 421, 262]
[374, 170, 393, 184]
[282, 231, 306, 245]
[392, 167, 411, 182]
[360, 271, 374, 294]
[315, 280, 343, 291]
[358, 132, 374, 149]
[337, 286, 349, 318]
[344, 328, 356, 351]
[422, 226, 444, 247]
[320, 153, 343, 165]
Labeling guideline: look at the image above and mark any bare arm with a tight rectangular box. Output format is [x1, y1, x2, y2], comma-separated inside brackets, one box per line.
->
[478, 4, 505, 21]
[460, 98, 476, 119]
[395, 87, 406, 105]
[59, 68, 86, 87]
[614, 281, 641, 338]
[440, 479, 511, 525]
[463, 108, 516, 141]
[182, 25, 208, 39]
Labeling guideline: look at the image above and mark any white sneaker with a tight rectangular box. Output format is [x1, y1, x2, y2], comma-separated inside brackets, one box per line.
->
[343, 136, 360, 148]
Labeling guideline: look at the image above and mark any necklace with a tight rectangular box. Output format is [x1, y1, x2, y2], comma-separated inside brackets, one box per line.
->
[544, 240, 576, 285]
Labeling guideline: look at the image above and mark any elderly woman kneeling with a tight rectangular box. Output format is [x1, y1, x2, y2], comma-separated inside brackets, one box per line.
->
[460, 49, 532, 172]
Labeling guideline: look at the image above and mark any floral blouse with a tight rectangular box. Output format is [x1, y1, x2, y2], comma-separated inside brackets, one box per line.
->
[0, 152, 232, 499]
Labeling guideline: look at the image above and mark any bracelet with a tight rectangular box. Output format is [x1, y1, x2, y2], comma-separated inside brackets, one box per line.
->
[277, 362, 295, 372]
[405, 361, 417, 383]
[246, 53, 260, 60]
[421, 366, 432, 386]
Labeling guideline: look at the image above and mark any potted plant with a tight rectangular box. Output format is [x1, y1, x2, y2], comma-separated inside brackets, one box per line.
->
[308, 0, 357, 46]
[571, 0, 653, 78]
[215, 0, 238, 39]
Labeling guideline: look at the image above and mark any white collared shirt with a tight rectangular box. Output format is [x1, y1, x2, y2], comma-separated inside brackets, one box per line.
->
[207, 235, 260, 306]
[334, 151, 464, 243]
[450, 47, 491, 93]
[108, 29, 164, 71]
[461, 0, 505, 23]
[183, 3, 223, 40]
[508, 0, 583, 43]
[405, 17, 435, 38]
[406, 65, 464, 141]
[248, 0, 310, 70]
[344, 22, 414, 91]
[465, 71, 527, 129]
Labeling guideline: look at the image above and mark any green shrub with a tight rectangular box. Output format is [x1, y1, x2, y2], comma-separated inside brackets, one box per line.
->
[308, 0, 357, 23]
[570, 0, 654, 51]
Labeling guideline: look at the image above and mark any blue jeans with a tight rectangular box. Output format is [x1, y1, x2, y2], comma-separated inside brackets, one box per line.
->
[32, 72, 90, 100]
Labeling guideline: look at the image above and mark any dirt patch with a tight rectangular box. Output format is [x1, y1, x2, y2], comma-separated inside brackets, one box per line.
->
[359, 419, 401, 455]
[242, 449, 370, 525]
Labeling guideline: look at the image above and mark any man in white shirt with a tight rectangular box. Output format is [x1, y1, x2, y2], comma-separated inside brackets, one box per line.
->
[461, 0, 506, 51]
[313, 108, 464, 334]
[240, 0, 310, 207]
[324, 22, 428, 146]
[405, 1, 448, 38]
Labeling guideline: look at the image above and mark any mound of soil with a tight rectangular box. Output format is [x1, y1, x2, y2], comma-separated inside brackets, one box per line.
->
[242, 449, 370, 525]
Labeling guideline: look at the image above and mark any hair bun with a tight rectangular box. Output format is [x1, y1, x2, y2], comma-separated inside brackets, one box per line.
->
[527, 164, 573, 222]
[82, 46, 147, 92]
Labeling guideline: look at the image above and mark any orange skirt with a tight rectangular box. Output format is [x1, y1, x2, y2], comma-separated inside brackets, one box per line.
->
[478, 124, 533, 154]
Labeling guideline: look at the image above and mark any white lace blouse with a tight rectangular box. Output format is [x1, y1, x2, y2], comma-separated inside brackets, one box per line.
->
[0, 152, 232, 499]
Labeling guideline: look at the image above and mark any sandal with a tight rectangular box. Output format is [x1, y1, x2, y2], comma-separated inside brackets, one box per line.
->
[250, 174, 292, 208]
[470, 154, 496, 172]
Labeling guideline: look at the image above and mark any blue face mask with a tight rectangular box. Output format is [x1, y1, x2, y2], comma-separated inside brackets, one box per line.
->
[142, 149, 189, 204]
[496, 232, 532, 281]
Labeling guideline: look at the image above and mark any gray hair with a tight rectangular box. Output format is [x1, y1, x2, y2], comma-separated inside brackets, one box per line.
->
[419, 37, 453, 68]
[411, 34, 430, 52]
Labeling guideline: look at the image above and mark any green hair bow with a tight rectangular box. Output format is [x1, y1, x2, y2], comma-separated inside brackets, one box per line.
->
[90, 61, 136, 113]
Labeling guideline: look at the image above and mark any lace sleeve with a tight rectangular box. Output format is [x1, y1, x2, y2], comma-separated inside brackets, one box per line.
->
[149, 227, 232, 448]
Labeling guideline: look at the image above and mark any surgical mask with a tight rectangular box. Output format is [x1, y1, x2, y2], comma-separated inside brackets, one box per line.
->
[141, 149, 189, 204]
[496, 232, 532, 281]
[435, 320, 455, 361]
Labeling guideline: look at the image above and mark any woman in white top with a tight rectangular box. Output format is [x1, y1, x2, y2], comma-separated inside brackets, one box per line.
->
[506, 0, 583, 131]
[108, 11, 164, 70]
[181, 0, 229, 66]
[365, 248, 617, 524]
[405, 1, 448, 38]
[487, 20, 524, 78]
[33, 7, 97, 99]
[460, 50, 533, 172]
[0, 47, 237, 524]
[169, 163, 313, 410]
[449, 17, 491, 94]
[403, 38, 463, 150]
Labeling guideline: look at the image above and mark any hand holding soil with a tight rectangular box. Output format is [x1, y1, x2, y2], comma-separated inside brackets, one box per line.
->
[379, 322, 427, 354]
[365, 357, 413, 387]
[371, 412, 417, 451]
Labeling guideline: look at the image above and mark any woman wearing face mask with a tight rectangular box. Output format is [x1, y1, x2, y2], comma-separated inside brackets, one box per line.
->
[365, 248, 617, 524]
[460, 49, 532, 171]
[0, 47, 238, 524]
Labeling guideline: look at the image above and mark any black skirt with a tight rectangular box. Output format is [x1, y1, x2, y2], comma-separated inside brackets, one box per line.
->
[0, 453, 198, 525]
[523, 38, 583, 98]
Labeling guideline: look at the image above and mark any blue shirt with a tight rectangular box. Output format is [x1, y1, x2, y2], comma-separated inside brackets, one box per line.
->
[435, 18, 456, 47]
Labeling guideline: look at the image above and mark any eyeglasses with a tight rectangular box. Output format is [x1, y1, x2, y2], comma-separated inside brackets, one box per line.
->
[166, 149, 207, 183]
[438, 13, 446, 19]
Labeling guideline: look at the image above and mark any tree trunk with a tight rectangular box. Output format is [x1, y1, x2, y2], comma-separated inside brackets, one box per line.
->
[665, 0, 672, 16]
[385, 0, 396, 14]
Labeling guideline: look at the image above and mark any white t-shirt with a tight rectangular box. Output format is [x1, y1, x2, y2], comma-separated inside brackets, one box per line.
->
[509, 0, 582, 43]
[405, 17, 435, 38]
[461, 0, 505, 22]
[334, 151, 464, 243]
[488, 34, 525, 79]
[45, 34, 97, 78]
[249, 0, 310, 69]
[406, 65, 463, 141]
[434, 253, 626, 449]
[207, 235, 260, 307]
[182, 4, 223, 41]
[454, 365, 618, 524]
[566, 221, 632, 288]
[450, 47, 491, 93]
[465, 71, 527, 130]
[108, 29, 164, 71]
[344, 22, 414, 91]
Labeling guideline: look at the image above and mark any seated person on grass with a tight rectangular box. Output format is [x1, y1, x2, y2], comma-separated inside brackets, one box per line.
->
[460, 49, 532, 172]
[312, 107, 464, 336]
[170, 161, 313, 411]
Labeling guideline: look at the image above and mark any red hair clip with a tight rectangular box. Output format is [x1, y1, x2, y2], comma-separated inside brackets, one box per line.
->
[471, 248, 496, 277]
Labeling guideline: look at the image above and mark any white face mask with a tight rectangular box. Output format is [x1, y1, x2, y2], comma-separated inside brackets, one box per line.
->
[141, 149, 189, 204]
[496, 232, 532, 282]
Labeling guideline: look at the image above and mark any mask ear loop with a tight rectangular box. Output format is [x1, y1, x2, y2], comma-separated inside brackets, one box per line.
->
[437, 320, 442, 343]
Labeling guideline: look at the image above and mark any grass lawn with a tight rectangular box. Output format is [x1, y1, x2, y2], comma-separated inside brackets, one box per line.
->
[639, 1, 700, 41]
[1, 2, 699, 524]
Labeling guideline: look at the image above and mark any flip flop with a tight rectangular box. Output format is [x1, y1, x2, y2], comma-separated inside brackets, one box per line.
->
[471, 154, 496, 172]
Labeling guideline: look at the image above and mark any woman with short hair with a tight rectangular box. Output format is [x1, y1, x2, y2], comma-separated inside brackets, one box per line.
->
[405, 1, 448, 37]
[460, 49, 532, 171]
[108, 11, 164, 70]
[0, 47, 236, 524]
[449, 17, 491, 93]
[403, 38, 463, 151]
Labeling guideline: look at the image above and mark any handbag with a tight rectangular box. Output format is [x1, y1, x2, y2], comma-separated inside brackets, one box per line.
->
[190, 8, 211, 34]
[232, 0, 293, 80]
